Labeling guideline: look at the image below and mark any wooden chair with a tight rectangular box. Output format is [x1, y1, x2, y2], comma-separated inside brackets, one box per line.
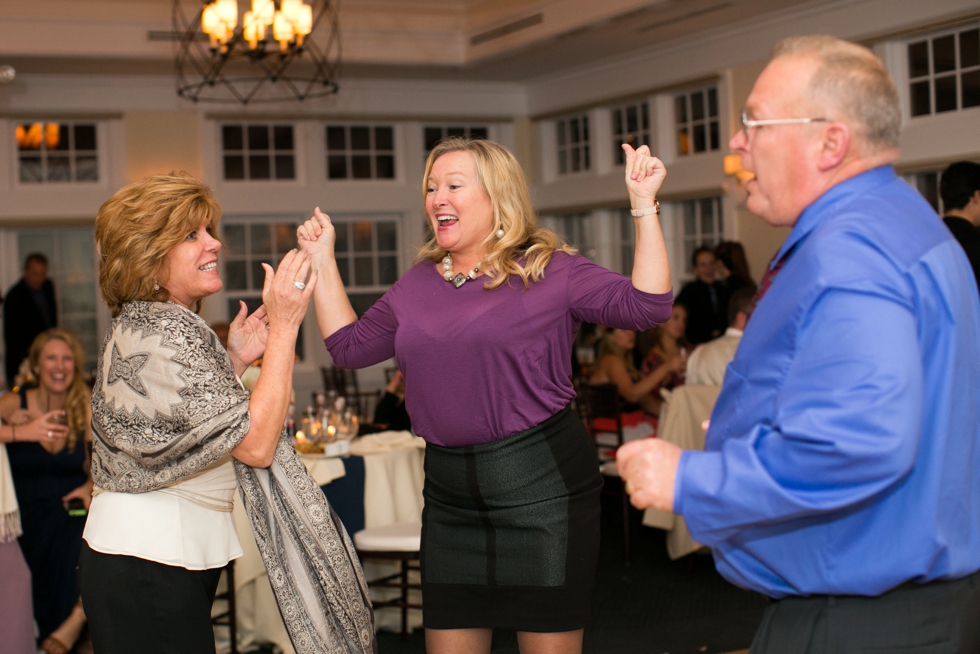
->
[320, 365, 381, 420]
[577, 382, 633, 564]
[353, 522, 423, 641]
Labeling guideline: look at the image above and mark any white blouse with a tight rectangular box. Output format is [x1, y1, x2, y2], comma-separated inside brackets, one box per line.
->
[83, 455, 243, 570]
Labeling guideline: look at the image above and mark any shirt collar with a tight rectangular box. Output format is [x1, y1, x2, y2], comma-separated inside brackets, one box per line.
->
[769, 165, 897, 270]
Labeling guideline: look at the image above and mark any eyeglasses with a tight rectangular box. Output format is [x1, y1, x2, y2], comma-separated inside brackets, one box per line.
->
[740, 111, 830, 136]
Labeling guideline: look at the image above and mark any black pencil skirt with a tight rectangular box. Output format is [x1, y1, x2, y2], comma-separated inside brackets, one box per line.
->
[421, 406, 603, 632]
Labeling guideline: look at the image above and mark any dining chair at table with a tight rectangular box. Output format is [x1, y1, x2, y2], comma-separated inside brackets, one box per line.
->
[320, 364, 382, 420]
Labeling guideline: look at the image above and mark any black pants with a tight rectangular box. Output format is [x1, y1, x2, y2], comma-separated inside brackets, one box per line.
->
[750, 570, 980, 654]
[78, 542, 223, 654]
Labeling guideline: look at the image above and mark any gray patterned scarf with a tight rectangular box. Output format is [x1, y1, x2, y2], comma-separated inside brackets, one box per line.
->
[91, 301, 375, 653]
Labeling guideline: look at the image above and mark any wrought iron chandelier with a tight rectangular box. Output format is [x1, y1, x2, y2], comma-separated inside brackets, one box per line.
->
[173, 0, 340, 105]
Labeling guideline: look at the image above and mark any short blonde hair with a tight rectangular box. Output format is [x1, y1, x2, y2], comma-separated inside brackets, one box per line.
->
[772, 35, 901, 151]
[96, 174, 221, 317]
[418, 137, 574, 290]
[28, 328, 90, 450]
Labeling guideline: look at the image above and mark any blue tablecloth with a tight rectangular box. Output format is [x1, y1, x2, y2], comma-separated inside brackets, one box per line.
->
[320, 455, 365, 535]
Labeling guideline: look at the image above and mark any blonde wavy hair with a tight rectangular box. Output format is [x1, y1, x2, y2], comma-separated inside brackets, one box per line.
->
[96, 174, 222, 317]
[28, 329, 89, 451]
[597, 329, 638, 378]
[418, 137, 574, 290]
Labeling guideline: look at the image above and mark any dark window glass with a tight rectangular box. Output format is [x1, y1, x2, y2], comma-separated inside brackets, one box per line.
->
[225, 261, 248, 291]
[677, 128, 690, 155]
[334, 223, 349, 252]
[583, 146, 590, 170]
[75, 155, 98, 181]
[275, 224, 297, 255]
[612, 110, 623, 135]
[47, 156, 71, 181]
[273, 125, 293, 150]
[224, 225, 246, 254]
[693, 124, 706, 152]
[248, 125, 269, 151]
[353, 222, 372, 252]
[557, 121, 566, 147]
[19, 157, 42, 183]
[961, 29, 980, 68]
[328, 155, 347, 179]
[354, 256, 373, 286]
[582, 117, 589, 141]
[570, 148, 580, 173]
[327, 126, 346, 150]
[700, 200, 715, 233]
[626, 106, 638, 133]
[376, 155, 395, 179]
[375, 126, 394, 151]
[378, 256, 398, 285]
[350, 126, 370, 150]
[446, 126, 466, 138]
[615, 139, 625, 165]
[250, 261, 267, 289]
[51, 124, 70, 151]
[250, 224, 272, 254]
[377, 223, 397, 251]
[570, 119, 580, 143]
[933, 35, 956, 73]
[641, 103, 649, 130]
[17, 124, 38, 151]
[675, 95, 687, 124]
[74, 125, 96, 151]
[963, 70, 980, 108]
[424, 127, 443, 152]
[691, 91, 705, 121]
[911, 80, 931, 116]
[336, 256, 350, 286]
[351, 155, 371, 179]
[909, 40, 929, 78]
[708, 88, 718, 117]
[470, 127, 488, 140]
[274, 155, 295, 179]
[709, 121, 720, 151]
[223, 125, 243, 150]
[916, 172, 940, 212]
[349, 292, 384, 318]
[935, 75, 957, 112]
[249, 155, 271, 179]
[224, 155, 245, 180]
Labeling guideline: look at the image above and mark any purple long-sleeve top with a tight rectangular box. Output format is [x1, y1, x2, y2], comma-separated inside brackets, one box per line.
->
[325, 252, 672, 447]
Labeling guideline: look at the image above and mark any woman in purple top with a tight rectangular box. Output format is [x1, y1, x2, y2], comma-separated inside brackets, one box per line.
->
[298, 137, 672, 654]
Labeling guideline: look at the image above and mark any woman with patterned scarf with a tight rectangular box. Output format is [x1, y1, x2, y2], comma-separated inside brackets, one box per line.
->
[78, 174, 374, 654]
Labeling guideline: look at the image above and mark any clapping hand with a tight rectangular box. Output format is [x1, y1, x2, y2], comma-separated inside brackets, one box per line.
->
[226, 301, 270, 376]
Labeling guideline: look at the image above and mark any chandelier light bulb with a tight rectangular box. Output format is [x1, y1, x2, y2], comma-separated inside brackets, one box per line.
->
[215, 0, 237, 26]
[296, 4, 312, 36]
[273, 11, 293, 51]
[280, 0, 302, 23]
[252, 0, 275, 25]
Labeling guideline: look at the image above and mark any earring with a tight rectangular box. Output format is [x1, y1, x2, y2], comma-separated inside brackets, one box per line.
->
[496, 228, 505, 238]
[154, 282, 160, 291]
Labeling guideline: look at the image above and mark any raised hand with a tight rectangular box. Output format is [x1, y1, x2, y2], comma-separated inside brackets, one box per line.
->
[261, 249, 318, 332]
[297, 207, 337, 265]
[226, 301, 270, 374]
[623, 143, 667, 207]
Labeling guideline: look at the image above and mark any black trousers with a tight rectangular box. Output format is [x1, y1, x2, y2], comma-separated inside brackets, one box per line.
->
[750, 570, 980, 654]
[78, 542, 223, 654]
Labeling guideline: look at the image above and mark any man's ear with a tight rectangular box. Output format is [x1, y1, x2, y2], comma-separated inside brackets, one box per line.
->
[816, 122, 851, 172]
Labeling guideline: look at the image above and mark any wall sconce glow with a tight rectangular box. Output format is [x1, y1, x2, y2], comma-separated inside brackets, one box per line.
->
[724, 154, 755, 183]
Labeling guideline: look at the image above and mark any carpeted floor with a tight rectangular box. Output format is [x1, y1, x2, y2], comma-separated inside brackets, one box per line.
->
[375, 489, 768, 653]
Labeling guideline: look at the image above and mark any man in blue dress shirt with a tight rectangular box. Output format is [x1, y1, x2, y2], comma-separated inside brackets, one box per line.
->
[619, 35, 980, 652]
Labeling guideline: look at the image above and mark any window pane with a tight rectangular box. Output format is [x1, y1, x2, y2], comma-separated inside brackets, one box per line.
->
[961, 29, 980, 69]
[424, 127, 443, 152]
[275, 224, 297, 255]
[470, 127, 488, 140]
[708, 88, 718, 117]
[334, 223, 349, 252]
[684, 239, 696, 272]
[336, 255, 350, 286]
[74, 124, 96, 151]
[352, 222, 372, 252]
[583, 145, 590, 170]
[274, 155, 295, 179]
[570, 119, 580, 143]
[351, 155, 371, 179]
[20, 157, 42, 183]
[51, 124, 70, 151]
[683, 202, 696, 236]
[273, 125, 293, 150]
[641, 103, 649, 130]
[327, 126, 346, 150]
[615, 140, 625, 165]
[354, 256, 374, 286]
[963, 70, 980, 108]
[911, 80, 931, 116]
[250, 224, 272, 254]
[446, 126, 465, 138]
[557, 121, 566, 146]
[933, 35, 956, 74]
[700, 199, 715, 233]
[909, 40, 929, 78]
[675, 95, 687, 124]
[571, 148, 580, 172]
[626, 106, 638, 133]
[224, 225, 246, 254]
[691, 91, 705, 121]
[248, 125, 270, 150]
[17, 123, 41, 151]
[47, 156, 71, 181]
[328, 155, 347, 179]
[225, 261, 248, 291]
[376, 222, 397, 252]
[376, 155, 395, 179]
[934, 75, 957, 112]
[677, 129, 689, 155]
[250, 261, 268, 290]
[58, 231, 95, 272]
[693, 124, 706, 152]
[916, 172, 940, 212]
[75, 155, 98, 181]
[249, 155, 271, 179]
[709, 121, 720, 151]
[350, 126, 370, 150]
[224, 155, 245, 180]
[378, 255, 398, 285]
[583, 117, 589, 141]
[223, 125, 244, 150]
[349, 293, 384, 318]
[612, 109, 623, 136]
[375, 126, 393, 151]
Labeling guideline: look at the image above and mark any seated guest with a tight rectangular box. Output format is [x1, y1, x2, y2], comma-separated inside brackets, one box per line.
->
[639, 303, 689, 414]
[714, 241, 755, 316]
[0, 329, 92, 654]
[374, 368, 412, 432]
[675, 246, 727, 345]
[685, 288, 754, 386]
[939, 161, 980, 294]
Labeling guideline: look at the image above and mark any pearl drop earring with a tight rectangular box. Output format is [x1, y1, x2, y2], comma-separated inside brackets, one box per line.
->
[496, 228, 505, 238]
[154, 282, 160, 291]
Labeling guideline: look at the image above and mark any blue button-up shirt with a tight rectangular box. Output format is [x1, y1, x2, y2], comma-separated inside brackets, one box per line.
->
[675, 166, 980, 599]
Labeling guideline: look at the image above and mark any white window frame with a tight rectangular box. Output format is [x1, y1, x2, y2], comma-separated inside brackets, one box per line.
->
[325, 123, 397, 181]
[220, 122, 297, 182]
[422, 124, 490, 156]
[674, 196, 724, 279]
[329, 215, 401, 316]
[902, 169, 944, 214]
[555, 113, 591, 175]
[610, 102, 650, 166]
[13, 120, 102, 186]
[906, 23, 980, 118]
[673, 86, 721, 157]
[540, 212, 597, 260]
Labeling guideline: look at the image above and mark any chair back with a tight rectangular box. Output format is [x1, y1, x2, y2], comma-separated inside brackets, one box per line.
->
[578, 382, 624, 461]
[320, 365, 378, 420]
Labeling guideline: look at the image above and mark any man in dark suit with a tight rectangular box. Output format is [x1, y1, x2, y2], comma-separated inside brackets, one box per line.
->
[3, 253, 57, 387]
[675, 245, 727, 345]
[940, 161, 980, 295]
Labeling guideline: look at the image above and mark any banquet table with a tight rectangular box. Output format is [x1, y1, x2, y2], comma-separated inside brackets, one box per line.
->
[641, 384, 720, 560]
[217, 431, 425, 654]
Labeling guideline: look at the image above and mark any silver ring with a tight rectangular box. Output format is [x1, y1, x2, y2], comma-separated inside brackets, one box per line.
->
[293, 280, 306, 290]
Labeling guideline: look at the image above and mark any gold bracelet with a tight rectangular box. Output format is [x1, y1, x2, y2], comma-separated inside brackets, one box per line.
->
[630, 200, 660, 217]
